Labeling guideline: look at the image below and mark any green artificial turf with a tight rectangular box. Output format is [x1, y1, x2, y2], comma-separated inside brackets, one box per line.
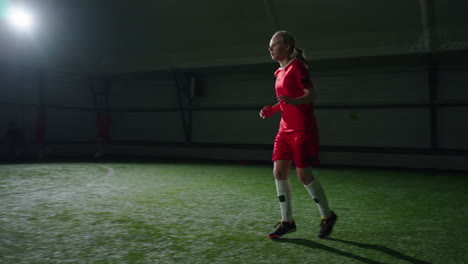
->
[0, 161, 466, 264]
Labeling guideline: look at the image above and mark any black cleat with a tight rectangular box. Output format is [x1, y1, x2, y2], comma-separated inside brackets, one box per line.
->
[318, 211, 338, 239]
[268, 221, 296, 238]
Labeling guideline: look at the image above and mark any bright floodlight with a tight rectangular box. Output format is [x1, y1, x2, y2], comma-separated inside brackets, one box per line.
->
[7, 5, 34, 32]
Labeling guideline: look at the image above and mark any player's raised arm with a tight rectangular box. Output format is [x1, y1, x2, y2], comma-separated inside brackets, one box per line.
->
[259, 103, 281, 119]
[277, 86, 316, 106]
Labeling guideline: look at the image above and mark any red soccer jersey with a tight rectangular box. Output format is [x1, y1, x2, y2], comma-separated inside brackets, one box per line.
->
[274, 59, 315, 132]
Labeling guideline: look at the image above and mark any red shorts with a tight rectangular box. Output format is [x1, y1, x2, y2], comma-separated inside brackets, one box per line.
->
[272, 131, 320, 168]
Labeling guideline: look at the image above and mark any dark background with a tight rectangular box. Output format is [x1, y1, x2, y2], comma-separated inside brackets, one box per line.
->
[1, 0, 467, 170]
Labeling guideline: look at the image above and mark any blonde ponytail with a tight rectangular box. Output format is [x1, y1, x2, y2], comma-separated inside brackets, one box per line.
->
[292, 47, 308, 69]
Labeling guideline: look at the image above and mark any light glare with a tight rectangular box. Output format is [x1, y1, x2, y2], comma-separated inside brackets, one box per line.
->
[7, 6, 34, 31]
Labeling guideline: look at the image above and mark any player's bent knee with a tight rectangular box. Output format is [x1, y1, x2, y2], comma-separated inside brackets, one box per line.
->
[273, 170, 289, 181]
[296, 168, 315, 185]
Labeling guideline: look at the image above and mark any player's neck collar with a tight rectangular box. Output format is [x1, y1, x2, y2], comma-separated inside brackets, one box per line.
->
[279, 59, 294, 69]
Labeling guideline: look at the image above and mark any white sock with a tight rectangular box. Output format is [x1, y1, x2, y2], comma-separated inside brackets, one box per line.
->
[304, 179, 331, 218]
[275, 179, 293, 222]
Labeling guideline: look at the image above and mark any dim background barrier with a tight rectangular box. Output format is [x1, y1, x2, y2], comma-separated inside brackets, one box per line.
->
[1, 0, 468, 171]
[1, 52, 467, 171]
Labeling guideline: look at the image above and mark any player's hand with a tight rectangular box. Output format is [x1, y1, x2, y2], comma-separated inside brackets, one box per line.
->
[260, 106, 274, 119]
[278, 95, 297, 105]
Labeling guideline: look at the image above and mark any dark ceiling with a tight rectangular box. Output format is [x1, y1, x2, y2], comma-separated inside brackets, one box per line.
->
[0, 0, 467, 73]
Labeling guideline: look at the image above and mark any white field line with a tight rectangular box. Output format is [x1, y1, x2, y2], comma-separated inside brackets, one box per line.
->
[97, 164, 115, 178]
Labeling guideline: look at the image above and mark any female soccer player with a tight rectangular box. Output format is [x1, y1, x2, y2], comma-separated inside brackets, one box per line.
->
[260, 31, 337, 239]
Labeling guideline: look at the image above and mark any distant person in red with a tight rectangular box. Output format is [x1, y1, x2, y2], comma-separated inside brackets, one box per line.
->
[36, 110, 46, 159]
[6, 122, 25, 159]
[97, 116, 111, 142]
[95, 116, 111, 158]
[260, 31, 337, 239]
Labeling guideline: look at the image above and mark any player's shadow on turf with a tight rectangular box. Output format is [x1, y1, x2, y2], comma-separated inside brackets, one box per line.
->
[272, 238, 385, 264]
[327, 238, 432, 264]
[273, 238, 431, 264]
